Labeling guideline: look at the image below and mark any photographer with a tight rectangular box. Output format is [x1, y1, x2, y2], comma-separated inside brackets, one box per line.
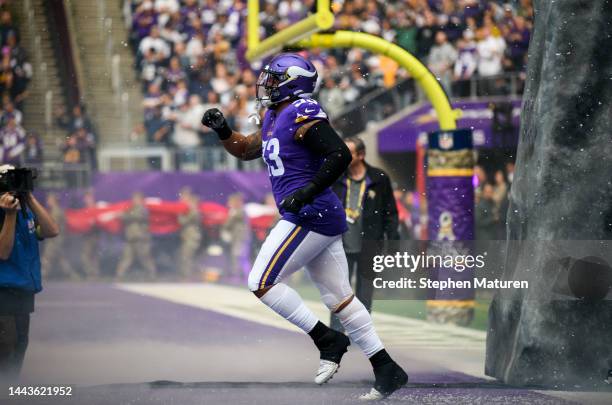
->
[0, 166, 59, 383]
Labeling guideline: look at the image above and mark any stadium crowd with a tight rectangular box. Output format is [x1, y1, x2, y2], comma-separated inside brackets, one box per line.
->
[0, 0, 533, 170]
[0, 2, 97, 171]
[0, 5, 35, 166]
[54, 103, 98, 170]
[123, 0, 533, 169]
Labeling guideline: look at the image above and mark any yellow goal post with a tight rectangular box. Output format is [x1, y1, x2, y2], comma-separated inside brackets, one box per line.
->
[245, 0, 460, 130]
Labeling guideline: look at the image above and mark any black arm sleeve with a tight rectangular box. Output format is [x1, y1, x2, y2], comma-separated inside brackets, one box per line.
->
[299, 121, 352, 200]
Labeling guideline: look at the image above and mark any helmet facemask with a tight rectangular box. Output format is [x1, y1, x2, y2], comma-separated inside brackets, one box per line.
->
[255, 55, 318, 108]
[256, 68, 286, 108]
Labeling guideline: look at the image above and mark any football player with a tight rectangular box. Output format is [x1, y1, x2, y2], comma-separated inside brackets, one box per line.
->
[201, 53, 407, 400]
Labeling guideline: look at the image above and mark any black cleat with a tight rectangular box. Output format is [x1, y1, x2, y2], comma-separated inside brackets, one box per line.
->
[313, 329, 350, 384]
[360, 361, 408, 400]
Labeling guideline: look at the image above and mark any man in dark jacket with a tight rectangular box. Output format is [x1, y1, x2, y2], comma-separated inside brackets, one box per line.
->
[475, 183, 498, 240]
[330, 137, 399, 331]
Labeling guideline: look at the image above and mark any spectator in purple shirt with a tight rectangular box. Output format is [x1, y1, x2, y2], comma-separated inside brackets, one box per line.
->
[453, 30, 478, 97]
[505, 16, 530, 71]
[461, 0, 485, 23]
[163, 56, 187, 89]
[180, 0, 200, 25]
[0, 116, 25, 165]
[130, 1, 158, 48]
[0, 99, 22, 127]
[436, 0, 463, 42]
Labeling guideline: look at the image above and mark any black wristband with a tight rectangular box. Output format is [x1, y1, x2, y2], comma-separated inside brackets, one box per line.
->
[215, 122, 233, 140]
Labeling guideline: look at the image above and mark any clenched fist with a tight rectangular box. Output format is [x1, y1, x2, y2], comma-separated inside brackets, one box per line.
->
[201, 108, 232, 140]
[202, 108, 226, 129]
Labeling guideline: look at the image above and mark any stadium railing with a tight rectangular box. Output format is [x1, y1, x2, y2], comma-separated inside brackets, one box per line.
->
[331, 78, 417, 136]
[457, 72, 526, 100]
[330, 72, 524, 136]
[97, 144, 263, 172]
[25, 162, 92, 190]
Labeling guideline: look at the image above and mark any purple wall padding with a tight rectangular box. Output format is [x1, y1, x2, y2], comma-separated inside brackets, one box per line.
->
[42, 171, 272, 208]
[91, 171, 271, 203]
[378, 99, 521, 153]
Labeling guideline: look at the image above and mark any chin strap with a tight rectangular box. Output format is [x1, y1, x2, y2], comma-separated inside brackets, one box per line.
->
[248, 112, 261, 127]
[249, 100, 263, 126]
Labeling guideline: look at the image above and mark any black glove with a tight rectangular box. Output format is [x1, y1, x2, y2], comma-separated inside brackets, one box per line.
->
[201, 108, 232, 140]
[280, 183, 318, 214]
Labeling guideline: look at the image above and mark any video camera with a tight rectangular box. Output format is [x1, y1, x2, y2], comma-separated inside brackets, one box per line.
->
[0, 166, 37, 217]
[0, 166, 37, 194]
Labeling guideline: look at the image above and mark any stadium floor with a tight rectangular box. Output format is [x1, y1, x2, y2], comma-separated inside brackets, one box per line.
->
[6, 283, 611, 404]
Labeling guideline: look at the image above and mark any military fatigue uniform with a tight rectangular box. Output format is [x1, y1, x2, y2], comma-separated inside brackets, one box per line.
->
[177, 207, 202, 278]
[41, 206, 78, 280]
[221, 208, 249, 278]
[115, 205, 157, 278]
[80, 227, 100, 279]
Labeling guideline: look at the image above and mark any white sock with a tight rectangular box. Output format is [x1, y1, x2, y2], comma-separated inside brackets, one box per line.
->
[259, 283, 319, 333]
[336, 297, 384, 357]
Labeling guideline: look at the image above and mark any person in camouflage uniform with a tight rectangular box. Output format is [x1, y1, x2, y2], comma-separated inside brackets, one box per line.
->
[80, 190, 101, 279]
[41, 193, 79, 280]
[115, 192, 157, 279]
[177, 189, 202, 279]
[221, 193, 250, 280]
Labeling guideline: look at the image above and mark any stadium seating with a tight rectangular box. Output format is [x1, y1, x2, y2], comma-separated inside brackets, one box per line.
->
[124, 0, 533, 170]
[0, 2, 34, 166]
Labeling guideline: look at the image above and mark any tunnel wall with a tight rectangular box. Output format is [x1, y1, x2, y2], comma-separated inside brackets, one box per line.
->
[484, 0, 612, 387]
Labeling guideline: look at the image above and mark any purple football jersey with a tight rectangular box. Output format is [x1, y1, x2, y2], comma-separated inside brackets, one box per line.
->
[261, 98, 347, 236]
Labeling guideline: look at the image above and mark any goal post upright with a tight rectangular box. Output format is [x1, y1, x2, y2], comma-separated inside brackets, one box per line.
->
[246, 0, 260, 51]
[246, 1, 459, 130]
[246, 0, 335, 61]
[298, 31, 460, 131]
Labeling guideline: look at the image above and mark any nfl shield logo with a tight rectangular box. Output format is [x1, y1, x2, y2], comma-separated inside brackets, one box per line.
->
[439, 133, 454, 150]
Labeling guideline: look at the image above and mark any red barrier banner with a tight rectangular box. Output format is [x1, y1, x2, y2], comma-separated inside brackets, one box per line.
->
[64, 200, 278, 236]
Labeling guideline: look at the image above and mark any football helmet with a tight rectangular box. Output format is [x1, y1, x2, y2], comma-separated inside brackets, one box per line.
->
[256, 53, 318, 107]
